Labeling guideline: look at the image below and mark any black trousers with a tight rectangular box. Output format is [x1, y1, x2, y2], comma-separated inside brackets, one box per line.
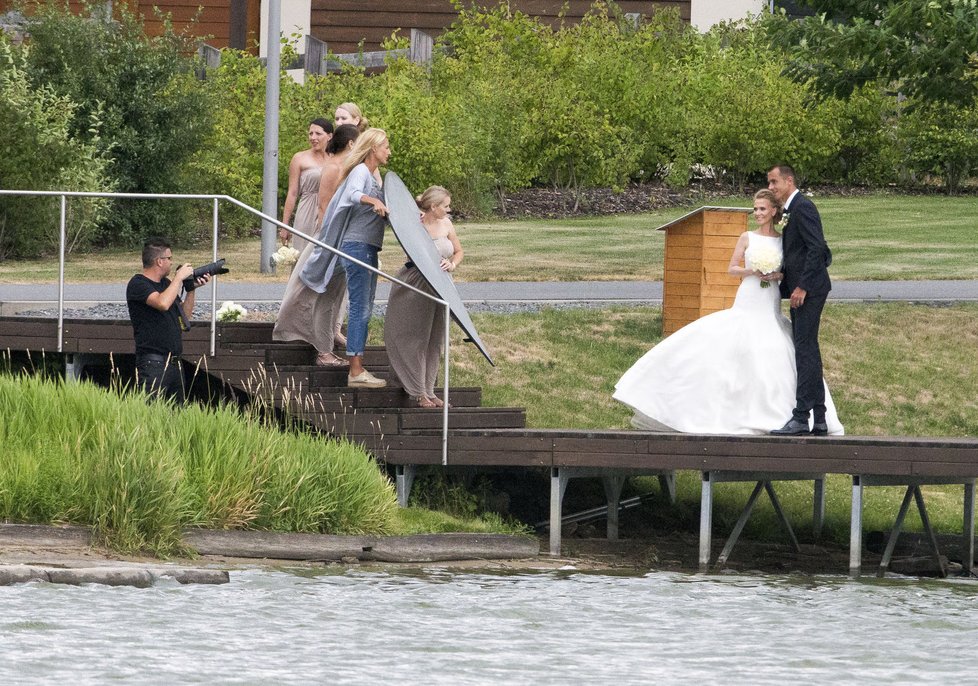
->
[789, 292, 827, 422]
[136, 354, 185, 404]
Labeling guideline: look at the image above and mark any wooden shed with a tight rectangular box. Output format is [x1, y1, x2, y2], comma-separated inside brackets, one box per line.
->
[656, 206, 752, 336]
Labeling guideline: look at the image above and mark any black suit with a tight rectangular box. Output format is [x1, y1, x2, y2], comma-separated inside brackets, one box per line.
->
[779, 192, 832, 423]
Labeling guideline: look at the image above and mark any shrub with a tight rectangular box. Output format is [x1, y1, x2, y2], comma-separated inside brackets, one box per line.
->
[676, 21, 843, 188]
[18, 1, 211, 246]
[0, 37, 112, 259]
[899, 102, 978, 193]
[434, 4, 550, 212]
[188, 45, 350, 237]
[822, 86, 901, 185]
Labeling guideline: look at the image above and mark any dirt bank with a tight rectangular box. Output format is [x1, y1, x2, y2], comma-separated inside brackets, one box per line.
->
[0, 522, 911, 579]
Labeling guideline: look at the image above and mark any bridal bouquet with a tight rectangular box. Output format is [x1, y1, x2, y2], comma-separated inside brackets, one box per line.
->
[271, 245, 300, 268]
[745, 244, 781, 288]
[217, 301, 247, 322]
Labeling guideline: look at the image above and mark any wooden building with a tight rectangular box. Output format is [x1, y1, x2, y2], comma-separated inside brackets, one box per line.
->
[656, 207, 751, 335]
[310, 0, 692, 54]
[2, 1, 703, 56]
[0, 0, 261, 50]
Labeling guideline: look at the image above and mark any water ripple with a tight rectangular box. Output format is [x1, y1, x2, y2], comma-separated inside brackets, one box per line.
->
[1, 567, 977, 684]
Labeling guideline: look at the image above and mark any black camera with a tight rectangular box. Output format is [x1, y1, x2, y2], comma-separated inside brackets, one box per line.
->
[183, 258, 229, 292]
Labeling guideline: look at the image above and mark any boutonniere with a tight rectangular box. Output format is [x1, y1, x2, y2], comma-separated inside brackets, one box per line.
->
[775, 212, 790, 231]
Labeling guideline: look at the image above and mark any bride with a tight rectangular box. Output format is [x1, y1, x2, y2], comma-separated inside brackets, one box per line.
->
[613, 189, 844, 436]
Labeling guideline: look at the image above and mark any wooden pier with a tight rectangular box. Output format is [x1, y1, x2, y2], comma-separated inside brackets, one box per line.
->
[3, 315, 977, 577]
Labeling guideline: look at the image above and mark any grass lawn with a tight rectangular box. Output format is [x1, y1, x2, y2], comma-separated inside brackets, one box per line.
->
[2, 193, 976, 283]
[444, 302, 978, 436]
[436, 302, 978, 543]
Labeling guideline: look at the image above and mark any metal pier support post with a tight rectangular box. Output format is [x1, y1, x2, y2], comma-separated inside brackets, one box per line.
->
[877, 485, 916, 578]
[699, 472, 713, 572]
[813, 477, 825, 540]
[549, 467, 570, 556]
[913, 485, 947, 578]
[965, 480, 976, 575]
[850, 475, 863, 577]
[65, 354, 82, 381]
[64, 353, 99, 382]
[658, 473, 677, 504]
[715, 481, 764, 568]
[603, 476, 626, 541]
[395, 465, 416, 508]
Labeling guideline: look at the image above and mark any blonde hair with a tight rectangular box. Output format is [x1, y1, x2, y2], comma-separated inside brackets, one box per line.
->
[754, 188, 783, 221]
[415, 185, 450, 211]
[337, 102, 368, 132]
[340, 128, 388, 180]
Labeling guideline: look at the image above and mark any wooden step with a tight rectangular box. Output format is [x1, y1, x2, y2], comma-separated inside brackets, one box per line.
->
[235, 385, 483, 411]
[298, 407, 526, 436]
[355, 430, 552, 467]
[216, 322, 275, 344]
[398, 407, 526, 430]
[267, 365, 394, 389]
[263, 343, 389, 367]
[217, 340, 389, 368]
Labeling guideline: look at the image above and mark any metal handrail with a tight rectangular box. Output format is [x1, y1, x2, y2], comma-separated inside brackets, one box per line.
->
[0, 188, 453, 465]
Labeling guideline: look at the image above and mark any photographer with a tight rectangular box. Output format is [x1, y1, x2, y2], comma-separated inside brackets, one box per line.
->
[126, 238, 209, 403]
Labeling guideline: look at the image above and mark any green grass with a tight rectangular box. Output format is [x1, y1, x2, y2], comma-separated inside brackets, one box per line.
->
[0, 371, 401, 554]
[440, 302, 978, 543]
[445, 302, 978, 435]
[3, 193, 976, 283]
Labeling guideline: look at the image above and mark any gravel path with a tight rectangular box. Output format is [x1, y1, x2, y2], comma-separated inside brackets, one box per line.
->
[16, 299, 656, 321]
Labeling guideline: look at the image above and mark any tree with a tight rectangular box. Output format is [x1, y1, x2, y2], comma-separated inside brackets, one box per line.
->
[0, 37, 112, 259]
[20, 2, 211, 245]
[767, 0, 978, 108]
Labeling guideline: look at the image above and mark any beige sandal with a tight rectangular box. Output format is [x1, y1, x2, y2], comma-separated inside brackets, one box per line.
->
[316, 352, 349, 367]
[414, 396, 439, 409]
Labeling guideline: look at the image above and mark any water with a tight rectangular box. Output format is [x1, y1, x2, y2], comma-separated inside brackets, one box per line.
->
[2, 566, 977, 684]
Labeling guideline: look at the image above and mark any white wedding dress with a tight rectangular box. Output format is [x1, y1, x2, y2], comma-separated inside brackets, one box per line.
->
[613, 231, 844, 435]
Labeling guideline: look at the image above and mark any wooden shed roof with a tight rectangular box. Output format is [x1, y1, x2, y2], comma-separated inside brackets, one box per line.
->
[655, 206, 751, 232]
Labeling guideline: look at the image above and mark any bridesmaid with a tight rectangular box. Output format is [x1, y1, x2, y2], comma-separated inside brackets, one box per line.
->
[280, 118, 332, 253]
[334, 102, 368, 133]
[273, 124, 360, 366]
[300, 128, 392, 388]
[384, 186, 463, 408]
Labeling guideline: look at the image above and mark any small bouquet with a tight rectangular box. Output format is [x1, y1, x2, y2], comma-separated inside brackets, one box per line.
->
[271, 244, 300, 268]
[744, 244, 782, 288]
[217, 301, 247, 322]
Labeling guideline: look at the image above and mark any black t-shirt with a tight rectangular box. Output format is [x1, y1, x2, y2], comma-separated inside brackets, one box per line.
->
[126, 274, 184, 356]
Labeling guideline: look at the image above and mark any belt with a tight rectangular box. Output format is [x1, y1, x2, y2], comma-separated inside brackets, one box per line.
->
[136, 353, 181, 363]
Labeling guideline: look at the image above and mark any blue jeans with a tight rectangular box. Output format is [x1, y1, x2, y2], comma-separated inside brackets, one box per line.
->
[340, 241, 379, 357]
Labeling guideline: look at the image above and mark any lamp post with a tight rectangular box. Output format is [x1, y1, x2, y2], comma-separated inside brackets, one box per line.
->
[260, 0, 281, 273]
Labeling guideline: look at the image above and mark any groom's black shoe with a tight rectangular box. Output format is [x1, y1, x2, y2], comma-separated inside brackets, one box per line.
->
[811, 422, 829, 436]
[770, 418, 812, 436]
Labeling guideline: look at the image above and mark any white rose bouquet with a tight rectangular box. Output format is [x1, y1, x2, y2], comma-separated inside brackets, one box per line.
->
[217, 301, 247, 322]
[744, 244, 782, 288]
[271, 245, 300, 268]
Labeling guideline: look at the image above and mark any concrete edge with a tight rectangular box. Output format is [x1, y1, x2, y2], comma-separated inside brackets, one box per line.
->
[0, 564, 230, 588]
[0, 523, 540, 587]
[182, 529, 541, 563]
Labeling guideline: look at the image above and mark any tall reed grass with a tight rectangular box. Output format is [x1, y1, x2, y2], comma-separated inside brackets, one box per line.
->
[0, 372, 398, 554]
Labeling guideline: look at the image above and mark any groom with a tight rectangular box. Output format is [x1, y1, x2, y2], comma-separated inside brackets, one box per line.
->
[767, 165, 833, 436]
